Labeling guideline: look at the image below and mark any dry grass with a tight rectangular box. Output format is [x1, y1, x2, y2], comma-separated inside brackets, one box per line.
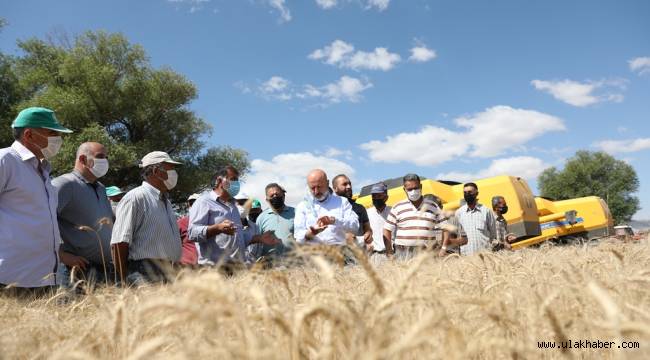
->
[1, 238, 650, 359]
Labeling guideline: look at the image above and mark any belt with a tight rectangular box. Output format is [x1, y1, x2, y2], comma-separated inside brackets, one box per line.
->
[372, 250, 387, 254]
[394, 244, 433, 252]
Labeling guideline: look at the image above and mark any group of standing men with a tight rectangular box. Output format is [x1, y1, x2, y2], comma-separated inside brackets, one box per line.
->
[1, 107, 517, 296]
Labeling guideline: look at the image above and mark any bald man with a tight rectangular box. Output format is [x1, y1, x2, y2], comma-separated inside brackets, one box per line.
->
[294, 169, 359, 246]
[53, 142, 114, 285]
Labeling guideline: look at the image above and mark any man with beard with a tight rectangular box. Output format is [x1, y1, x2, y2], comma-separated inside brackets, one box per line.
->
[332, 174, 372, 248]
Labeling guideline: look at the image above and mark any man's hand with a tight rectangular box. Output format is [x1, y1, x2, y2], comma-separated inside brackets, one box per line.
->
[308, 224, 328, 238]
[60, 251, 89, 271]
[366, 243, 374, 253]
[503, 242, 512, 250]
[215, 220, 236, 235]
[438, 248, 448, 257]
[317, 216, 335, 227]
[363, 231, 373, 245]
[506, 234, 517, 243]
[258, 231, 280, 246]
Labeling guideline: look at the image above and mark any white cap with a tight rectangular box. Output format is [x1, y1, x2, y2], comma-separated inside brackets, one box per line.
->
[234, 191, 249, 200]
[139, 151, 182, 168]
[188, 193, 201, 201]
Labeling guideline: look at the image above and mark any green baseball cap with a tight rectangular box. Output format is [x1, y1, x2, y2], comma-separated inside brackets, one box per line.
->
[12, 107, 73, 133]
[105, 186, 124, 197]
[252, 199, 262, 209]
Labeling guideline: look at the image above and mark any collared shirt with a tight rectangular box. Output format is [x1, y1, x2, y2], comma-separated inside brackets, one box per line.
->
[384, 197, 445, 247]
[52, 170, 114, 266]
[455, 203, 497, 256]
[188, 191, 252, 264]
[367, 205, 392, 251]
[255, 205, 296, 256]
[294, 193, 359, 245]
[350, 199, 370, 237]
[0, 141, 60, 287]
[111, 182, 181, 262]
[495, 215, 508, 244]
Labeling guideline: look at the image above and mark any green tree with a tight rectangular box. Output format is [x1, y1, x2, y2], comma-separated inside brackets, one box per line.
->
[538, 151, 640, 225]
[7, 30, 248, 202]
[0, 19, 27, 147]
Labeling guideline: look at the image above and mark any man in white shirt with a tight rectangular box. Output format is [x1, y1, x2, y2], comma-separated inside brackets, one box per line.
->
[294, 169, 359, 246]
[1, 107, 73, 295]
[366, 182, 392, 255]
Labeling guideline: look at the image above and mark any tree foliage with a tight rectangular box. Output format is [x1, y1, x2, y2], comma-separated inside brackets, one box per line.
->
[1, 30, 249, 203]
[538, 151, 640, 225]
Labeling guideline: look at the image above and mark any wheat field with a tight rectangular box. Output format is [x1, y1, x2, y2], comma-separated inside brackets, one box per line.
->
[1, 238, 649, 360]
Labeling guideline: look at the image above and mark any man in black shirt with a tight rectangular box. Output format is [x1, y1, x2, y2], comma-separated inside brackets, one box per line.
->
[332, 174, 372, 247]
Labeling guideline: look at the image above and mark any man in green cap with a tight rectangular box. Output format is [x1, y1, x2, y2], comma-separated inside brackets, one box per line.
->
[105, 186, 125, 215]
[0, 107, 72, 295]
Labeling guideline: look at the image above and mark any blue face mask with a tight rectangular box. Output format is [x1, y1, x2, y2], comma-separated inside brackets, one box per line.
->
[227, 180, 241, 197]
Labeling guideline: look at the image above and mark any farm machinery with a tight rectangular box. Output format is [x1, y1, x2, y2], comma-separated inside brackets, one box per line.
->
[355, 175, 614, 249]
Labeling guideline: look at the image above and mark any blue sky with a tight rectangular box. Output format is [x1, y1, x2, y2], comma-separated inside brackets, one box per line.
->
[2, 0, 650, 219]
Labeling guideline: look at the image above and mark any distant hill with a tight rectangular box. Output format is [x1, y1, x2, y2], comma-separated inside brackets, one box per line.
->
[629, 219, 650, 231]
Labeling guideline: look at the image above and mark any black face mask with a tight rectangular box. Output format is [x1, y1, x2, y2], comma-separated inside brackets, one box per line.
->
[499, 205, 508, 215]
[464, 192, 477, 205]
[372, 199, 386, 209]
[269, 196, 285, 210]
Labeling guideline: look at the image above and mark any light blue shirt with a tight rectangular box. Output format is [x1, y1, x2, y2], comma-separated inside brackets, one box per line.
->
[0, 141, 61, 287]
[255, 205, 295, 256]
[294, 193, 359, 246]
[188, 191, 253, 264]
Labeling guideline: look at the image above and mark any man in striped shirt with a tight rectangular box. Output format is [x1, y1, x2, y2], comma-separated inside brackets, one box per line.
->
[383, 174, 445, 259]
[455, 182, 497, 256]
[111, 151, 182, 285]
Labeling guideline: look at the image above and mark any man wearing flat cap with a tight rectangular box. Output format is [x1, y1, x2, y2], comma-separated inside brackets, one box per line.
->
[366, 182, 394, 256]
[0, 107, 72, 295]
[111, 151, 182, 285]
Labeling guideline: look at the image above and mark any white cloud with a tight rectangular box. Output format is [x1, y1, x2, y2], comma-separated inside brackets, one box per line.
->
[408, 45, 437, 63]
[323, 147, 353, 159]
[301, 76, 373, 103]
[360, 106, 565, 166]
[167, 0, 210, 13]
[314, 0, 390, 11]
[241, 75, 372, 105]
[267, 0, 291, 22]
[594, 138, 650, 154]
[531, 79, 627, 107]
[309, 40, 401, 71]
[241, 152, 355, 207]
[629, 57, 650, 75]
[257, 76, 292, 101]
[361, 126, 467, 166]
[456, 105, 566, 158]
[315, 0, 338, 9]
[437, 156, 549, 183]
[366, 0, 390, 11]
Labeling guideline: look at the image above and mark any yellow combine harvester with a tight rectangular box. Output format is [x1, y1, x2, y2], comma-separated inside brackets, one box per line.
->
[356, 175, 613, 249]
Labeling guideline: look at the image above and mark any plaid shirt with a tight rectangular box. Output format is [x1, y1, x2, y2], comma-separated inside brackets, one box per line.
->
[494, 215, 508, 244]
[455, 204, 497, 256]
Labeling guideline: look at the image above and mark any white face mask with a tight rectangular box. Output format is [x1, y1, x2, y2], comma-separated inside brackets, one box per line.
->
[40, 135, 63, 160]
[406, 189, 422, 202]
[163, 169, 178, 190]
[88, 158, 109, 178]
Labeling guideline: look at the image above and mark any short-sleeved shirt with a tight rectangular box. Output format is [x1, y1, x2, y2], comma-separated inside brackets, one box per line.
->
[111, 182, 181, 262]
[52, 171, 114, 266]
[367, 205, 392, 251]
[0, 141, 61, 287]
[350, 199, 370, 236]
[188, 191, 250, 264]
[455, 204, 497, 256]
[256, 205, 295, 256]
[383, 197, 444, 247]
